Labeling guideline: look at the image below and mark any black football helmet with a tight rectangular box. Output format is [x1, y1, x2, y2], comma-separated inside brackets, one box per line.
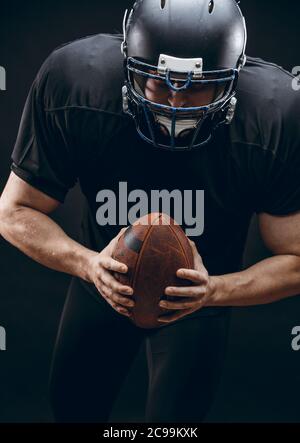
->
[121, 0, 247, 151]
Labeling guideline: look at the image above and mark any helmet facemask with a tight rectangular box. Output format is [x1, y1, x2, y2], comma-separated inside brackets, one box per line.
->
[121, 1, 247, 152]
[123, 55, 238, 151]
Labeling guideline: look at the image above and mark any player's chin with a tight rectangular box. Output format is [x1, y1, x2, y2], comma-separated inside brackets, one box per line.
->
[157, 125, 194, 141]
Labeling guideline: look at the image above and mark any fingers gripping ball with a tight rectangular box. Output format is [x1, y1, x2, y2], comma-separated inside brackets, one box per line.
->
[112, 213, 194, 329]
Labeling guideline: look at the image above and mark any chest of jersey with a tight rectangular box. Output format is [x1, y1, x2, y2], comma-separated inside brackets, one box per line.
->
[76, 123, 253, 274]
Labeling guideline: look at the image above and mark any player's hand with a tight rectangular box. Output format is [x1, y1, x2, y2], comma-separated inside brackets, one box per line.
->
[158, 239, 215, 324]
[87, 228, 134, 318]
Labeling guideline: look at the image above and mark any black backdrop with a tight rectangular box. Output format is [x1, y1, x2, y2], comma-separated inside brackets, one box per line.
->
[0, 0, 300, 423]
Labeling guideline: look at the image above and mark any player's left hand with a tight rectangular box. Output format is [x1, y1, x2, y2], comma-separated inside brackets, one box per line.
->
[158, 239, 215, 324]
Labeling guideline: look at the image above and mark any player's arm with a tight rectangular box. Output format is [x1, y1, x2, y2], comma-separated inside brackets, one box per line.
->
[0, 172, 134, 315]
[0, 171, 97, 279]
[158, 211, 300, 322]
[207, 211, 300, 307]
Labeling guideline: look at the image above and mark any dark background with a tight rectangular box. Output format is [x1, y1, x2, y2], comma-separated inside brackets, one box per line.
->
[1, 0, 300, 423]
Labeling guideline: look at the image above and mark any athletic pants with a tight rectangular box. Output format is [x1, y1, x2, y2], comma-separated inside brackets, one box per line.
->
[48, 277, 231, 423]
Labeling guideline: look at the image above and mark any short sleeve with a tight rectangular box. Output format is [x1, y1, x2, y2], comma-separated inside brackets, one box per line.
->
[11, 55, 78, 203]
[231, 60, 300, 217]
[254, 152, 300, 215]
[252, 80, 300, 215]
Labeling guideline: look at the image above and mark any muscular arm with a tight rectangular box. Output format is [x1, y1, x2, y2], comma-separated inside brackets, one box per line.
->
[0, 172, 97, 282]
[209, 212, 300, 307]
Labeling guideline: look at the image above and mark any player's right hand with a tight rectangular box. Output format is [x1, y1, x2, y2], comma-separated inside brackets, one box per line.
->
[86, 228, 134, 317]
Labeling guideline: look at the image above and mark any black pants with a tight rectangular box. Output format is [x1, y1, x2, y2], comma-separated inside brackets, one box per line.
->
[48, 277, 231, 423]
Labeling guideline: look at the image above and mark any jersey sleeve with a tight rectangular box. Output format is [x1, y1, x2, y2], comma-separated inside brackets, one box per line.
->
[11, 54, 78, 203]
[232, 61, 300, 216]
[252, 79, 300, 215]
[253, 149, 300, 215]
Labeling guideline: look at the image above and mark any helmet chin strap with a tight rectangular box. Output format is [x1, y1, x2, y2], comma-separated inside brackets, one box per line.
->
[155, 114, 198, 138]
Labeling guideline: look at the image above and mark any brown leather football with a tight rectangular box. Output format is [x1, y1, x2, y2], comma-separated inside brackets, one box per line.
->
[112, 213, 194, 329]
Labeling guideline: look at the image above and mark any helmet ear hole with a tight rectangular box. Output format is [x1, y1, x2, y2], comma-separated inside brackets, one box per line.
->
[208, 0, 214, 14]
[160, 0, 166, 10]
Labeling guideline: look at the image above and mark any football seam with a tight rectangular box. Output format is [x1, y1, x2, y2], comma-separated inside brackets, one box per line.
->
[131, 213, 162, 289]
[168, 223, 192, 269]
[131, 224, 154, 288]
[126, 214, 162, 288]
[131, 218, 160, 325]
[130, 214, 190, 327]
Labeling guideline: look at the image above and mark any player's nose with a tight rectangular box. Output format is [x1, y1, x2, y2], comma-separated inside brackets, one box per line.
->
[168, 90, 188, 108]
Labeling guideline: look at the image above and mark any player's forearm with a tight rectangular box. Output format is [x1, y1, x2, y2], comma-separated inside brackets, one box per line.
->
[0, 206, 98, 282]
[209, 255, 300, 307]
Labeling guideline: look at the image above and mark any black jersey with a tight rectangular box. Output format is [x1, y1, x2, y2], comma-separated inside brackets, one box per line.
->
[11, 34, 300, 316]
